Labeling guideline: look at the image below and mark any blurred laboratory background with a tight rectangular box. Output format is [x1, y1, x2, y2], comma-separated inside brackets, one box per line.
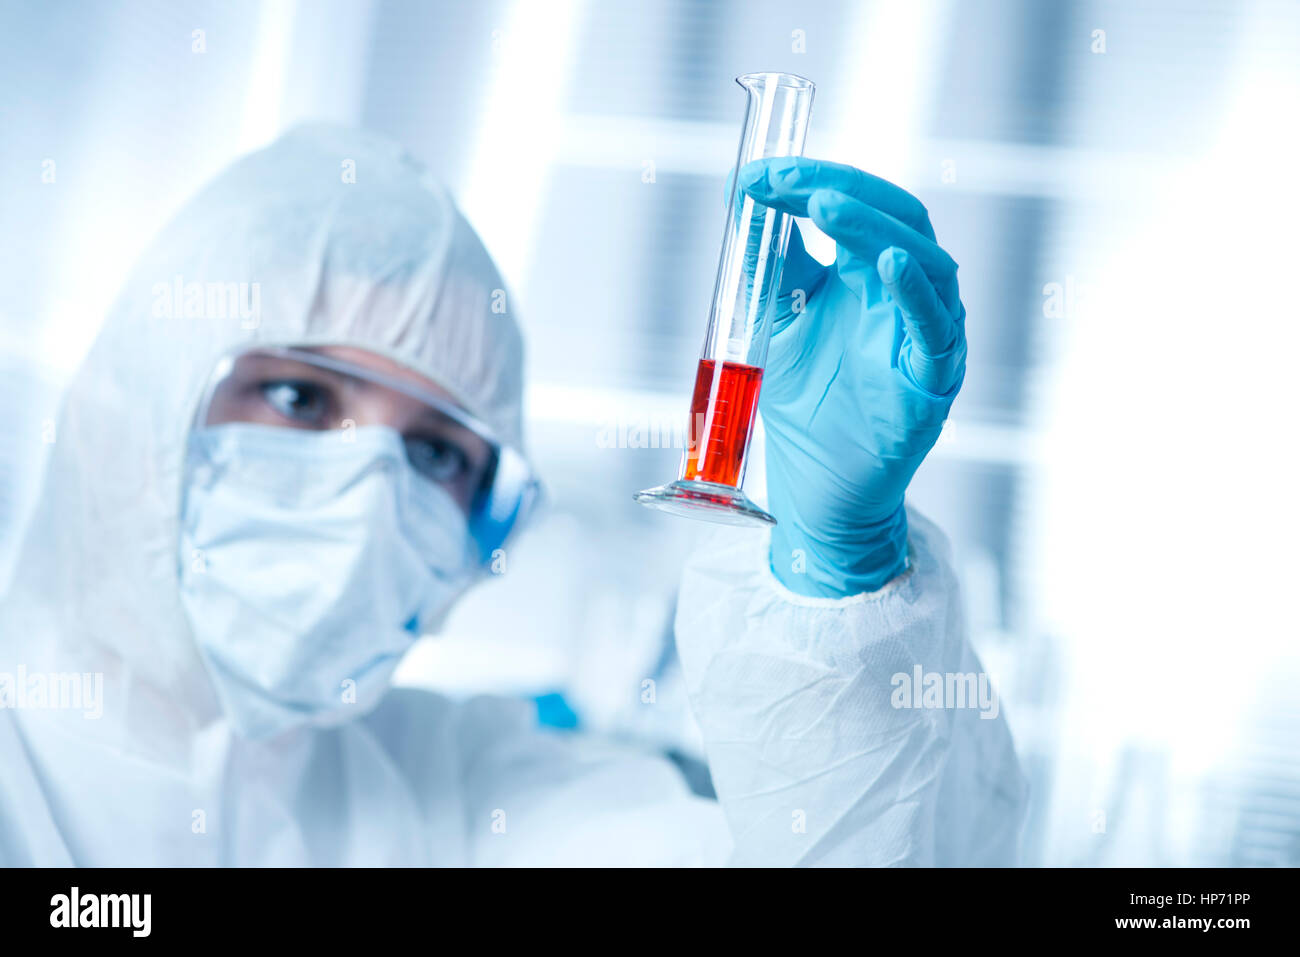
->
[2, 0, 1298, 866]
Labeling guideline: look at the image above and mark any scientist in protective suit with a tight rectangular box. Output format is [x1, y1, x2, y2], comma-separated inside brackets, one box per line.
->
[0, 126, 1025, 866]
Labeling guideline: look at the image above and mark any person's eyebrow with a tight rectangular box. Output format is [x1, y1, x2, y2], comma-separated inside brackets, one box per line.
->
[410, 405, 467, 434]
[412, 404, 487, 443]
[240, 357, 336, 383]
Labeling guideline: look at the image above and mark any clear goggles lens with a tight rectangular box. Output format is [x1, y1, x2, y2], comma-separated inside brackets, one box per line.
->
[192, 346, 540, 564]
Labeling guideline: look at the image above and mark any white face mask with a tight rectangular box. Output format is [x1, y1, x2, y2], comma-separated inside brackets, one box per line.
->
[177, 423, 477, 740]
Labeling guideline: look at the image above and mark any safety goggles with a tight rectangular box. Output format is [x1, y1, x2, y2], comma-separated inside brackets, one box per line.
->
[190, 345, 541, 564]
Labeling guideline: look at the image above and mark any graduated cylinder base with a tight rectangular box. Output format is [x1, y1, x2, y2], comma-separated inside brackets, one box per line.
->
[634, 479, 776, 527]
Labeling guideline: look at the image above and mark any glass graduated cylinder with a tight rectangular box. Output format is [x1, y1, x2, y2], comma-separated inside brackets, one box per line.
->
[634, 72, 814, 528]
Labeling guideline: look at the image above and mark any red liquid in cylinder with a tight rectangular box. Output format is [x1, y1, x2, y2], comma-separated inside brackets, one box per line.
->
[683, 359, 763, 487]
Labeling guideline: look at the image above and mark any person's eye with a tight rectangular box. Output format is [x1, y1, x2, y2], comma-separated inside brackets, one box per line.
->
[260, 380, 330, 425]
[404, 435, 470, 484]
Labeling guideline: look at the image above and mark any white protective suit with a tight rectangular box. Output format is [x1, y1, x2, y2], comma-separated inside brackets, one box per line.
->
[0, 126, 1026, 866]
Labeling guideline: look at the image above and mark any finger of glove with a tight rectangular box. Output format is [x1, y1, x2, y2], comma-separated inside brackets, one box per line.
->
[878, 246, 955, 354]
[772, 221, 824, 331]
[807, 189, 960, 313]
[878, 247, 964, 394]
[739, 156, 936, 241]
[723, 164, 823, 333]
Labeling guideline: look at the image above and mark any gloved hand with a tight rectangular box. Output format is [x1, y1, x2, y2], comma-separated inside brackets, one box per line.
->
[737, 157, 967, 598]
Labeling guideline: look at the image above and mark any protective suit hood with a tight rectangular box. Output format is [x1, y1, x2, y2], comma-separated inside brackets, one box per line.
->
[0, 125, 524, 741]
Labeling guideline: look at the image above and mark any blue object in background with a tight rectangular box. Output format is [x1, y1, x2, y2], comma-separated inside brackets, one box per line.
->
[533, 691, 581, 730]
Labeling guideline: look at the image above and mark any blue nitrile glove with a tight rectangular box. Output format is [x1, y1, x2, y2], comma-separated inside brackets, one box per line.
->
[738, 156, 967, 598]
